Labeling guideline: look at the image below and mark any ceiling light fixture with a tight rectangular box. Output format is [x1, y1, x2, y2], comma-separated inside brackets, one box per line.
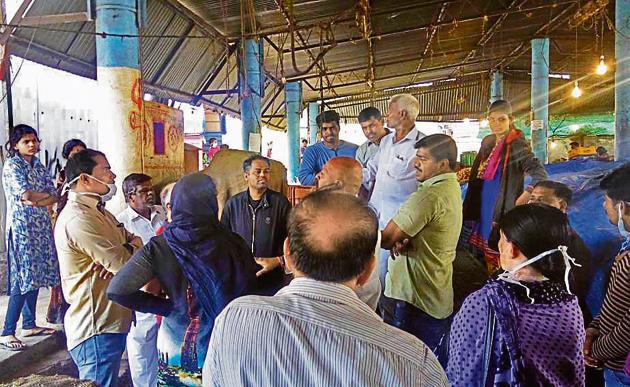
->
[596, 55, 608, 75]
[571, 81, 583, 98]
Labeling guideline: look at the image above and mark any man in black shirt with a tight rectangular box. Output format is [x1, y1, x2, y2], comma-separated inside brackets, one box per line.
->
[221, 155, 291, 293]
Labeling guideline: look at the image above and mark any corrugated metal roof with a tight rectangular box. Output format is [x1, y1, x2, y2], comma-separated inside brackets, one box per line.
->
[6, 0, 617, 130]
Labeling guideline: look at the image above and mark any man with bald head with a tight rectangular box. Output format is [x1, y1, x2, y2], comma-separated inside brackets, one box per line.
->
[203, 190, 447, 386]
[315, 157, 363, 194]
[315, 157, 381, 310]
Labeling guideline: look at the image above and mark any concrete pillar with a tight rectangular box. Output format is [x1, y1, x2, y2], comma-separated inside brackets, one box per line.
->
[490, 71, 503, 103]
[308, 102, 319, 144]
[285, 82, 302, 183]
[239, 39, 263, 151]
[531, 38, 549, 163]
[95, 0, 143, 213]
[616, 0, 630, 161]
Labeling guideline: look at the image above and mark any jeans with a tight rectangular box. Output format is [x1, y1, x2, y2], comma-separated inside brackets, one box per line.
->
[69, 333, 127, 387]
[381, 296, 451, 367]
[1, 289, 39, 336]
[604, 368, 630, 387]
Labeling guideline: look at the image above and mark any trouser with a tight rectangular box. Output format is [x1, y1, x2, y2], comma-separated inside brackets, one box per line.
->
[69, 333, 127, 387]
[381, 295, 451, 367]
[378, 248, 389, 288]
[46, 285, 69, 324]
[604, 368, 630, 387]
[127, 312, 159, 387]
[1, 289, 39, 336]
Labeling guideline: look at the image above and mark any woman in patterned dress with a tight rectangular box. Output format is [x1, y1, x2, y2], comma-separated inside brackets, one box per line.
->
[0, 125, 60, 351]
[447, 204, 585, 386]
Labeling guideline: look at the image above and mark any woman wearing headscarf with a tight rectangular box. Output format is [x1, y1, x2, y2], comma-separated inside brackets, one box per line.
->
[463, 100, 547, 273]
[447, 204, 585, 386]
[107, 173, 260, 385]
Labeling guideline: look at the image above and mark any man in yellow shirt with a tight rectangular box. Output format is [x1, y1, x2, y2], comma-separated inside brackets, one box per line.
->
[381, 134, 462, 367]
[55, 149, 142, 387]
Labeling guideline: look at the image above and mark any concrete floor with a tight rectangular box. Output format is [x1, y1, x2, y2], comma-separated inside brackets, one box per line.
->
[0, 288, 131, 385]
[0, 288, 66, 382]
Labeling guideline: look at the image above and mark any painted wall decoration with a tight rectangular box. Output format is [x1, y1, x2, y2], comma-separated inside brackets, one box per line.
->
[143, 101, 185, 188]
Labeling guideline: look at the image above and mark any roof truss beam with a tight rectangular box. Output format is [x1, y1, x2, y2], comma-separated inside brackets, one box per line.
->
[19, 11, 90, 26]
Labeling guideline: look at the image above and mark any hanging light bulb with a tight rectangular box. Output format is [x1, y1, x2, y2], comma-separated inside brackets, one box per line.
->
[571, 81, 583, 98]
[463, 117, 470, 124]
[596, 55, 608, 75]
[480, 119, 489, 128]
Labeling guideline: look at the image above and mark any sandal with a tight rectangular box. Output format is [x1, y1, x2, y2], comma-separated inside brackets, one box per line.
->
[21, 327, 57, 337]
[0, 335, 27, 351]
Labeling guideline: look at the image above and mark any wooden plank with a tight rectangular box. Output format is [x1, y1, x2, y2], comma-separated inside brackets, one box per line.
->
[19, 12, 91, 26]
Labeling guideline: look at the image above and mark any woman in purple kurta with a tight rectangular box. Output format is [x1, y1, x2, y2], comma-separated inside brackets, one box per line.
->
[447, 204, 585, 386]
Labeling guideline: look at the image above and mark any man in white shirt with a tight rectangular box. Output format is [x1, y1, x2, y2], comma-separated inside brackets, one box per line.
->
[116, 173, 165, 387]
[364, 94, 425, 288]
[203, 190, 447, 386]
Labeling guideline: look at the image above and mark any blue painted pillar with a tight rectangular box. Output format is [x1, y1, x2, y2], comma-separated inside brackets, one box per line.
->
[239, 39, 263, 151]
[308, 102, 319, 144]
[490, 71, 503, 103]
[95, 0, 143, 213]
[616, 0, 630, 160]
[285, 82, 302, 183]
[531, 38, 549, 163]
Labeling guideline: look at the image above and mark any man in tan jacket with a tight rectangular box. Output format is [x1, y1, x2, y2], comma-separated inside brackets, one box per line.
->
[55, 149, 142, 387]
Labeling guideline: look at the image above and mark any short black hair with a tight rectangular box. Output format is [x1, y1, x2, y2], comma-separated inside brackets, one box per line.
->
[358, 107, 382, 123]
[414, 133, 458, 170]
[570, 141, 580, 147]
[242, 155, 271, 173]
[122, 173, 152, 202]
[62, 139, 87, 159]
[65, 149, 106, 187]
[596, 146, 608, 156]
[316, 110, 340, 129]
[534, 180, 573, 205]
[209, 138, 218, 144]
[499, 204, 573, 283]
[288, 190, 378, 282]
[6, 124, 40, 157]
[600, 164, 630, 203]
[301, 138, 308, 144]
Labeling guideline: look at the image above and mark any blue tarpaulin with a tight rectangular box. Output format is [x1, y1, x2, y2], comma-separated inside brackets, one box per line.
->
[461, 159, 624, 316]
[543, 159, 624, 316]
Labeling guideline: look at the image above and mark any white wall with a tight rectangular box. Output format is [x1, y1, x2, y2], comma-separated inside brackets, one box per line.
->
[10, 57, 99, 174]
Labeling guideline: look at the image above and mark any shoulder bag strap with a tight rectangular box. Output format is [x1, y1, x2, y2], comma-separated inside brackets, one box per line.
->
[481, 304, 496, 386]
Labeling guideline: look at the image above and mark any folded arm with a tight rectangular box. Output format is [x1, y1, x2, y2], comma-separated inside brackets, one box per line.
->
[107, 246, 173, 316]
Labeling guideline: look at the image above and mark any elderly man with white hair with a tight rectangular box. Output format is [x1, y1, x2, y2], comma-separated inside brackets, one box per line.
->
[364, 94, 425, 292]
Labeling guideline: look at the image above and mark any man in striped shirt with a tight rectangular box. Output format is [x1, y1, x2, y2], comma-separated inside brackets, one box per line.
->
[584, 165, 630, 386]
[203, 190, 447, 386]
